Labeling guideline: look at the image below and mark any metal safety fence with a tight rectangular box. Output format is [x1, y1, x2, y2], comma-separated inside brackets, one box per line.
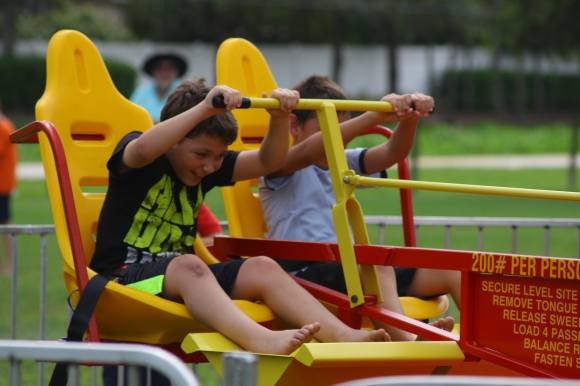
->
[0, 340, 200, 386]
[7, 340, 580, 386]
[1, 224, 55, 342]
[364, 216, 580, 258]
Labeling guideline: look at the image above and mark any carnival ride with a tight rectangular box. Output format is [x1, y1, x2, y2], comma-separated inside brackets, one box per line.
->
[10, 30, 580, 385]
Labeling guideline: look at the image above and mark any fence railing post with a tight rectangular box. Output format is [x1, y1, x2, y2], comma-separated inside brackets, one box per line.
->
[10, 233, 17, 340]
[222, 352, 257, 386]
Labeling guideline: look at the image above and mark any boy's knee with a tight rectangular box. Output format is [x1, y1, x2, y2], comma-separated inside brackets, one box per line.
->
[171, 254, 209, 278]
[245, 255, 283, 274]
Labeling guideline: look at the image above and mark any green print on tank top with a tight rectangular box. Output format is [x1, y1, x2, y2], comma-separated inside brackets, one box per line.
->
[124, 174, 202, 254]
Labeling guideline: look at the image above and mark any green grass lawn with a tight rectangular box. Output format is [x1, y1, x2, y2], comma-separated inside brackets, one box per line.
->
[349, 121, 580, 156]
[2, 127, 579, 384]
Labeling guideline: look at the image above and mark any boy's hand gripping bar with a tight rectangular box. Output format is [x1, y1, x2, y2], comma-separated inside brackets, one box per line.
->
[212, 95, 433, 113]
[212, 95, 253, 109]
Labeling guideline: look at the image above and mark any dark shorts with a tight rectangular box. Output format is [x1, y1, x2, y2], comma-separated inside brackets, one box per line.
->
[295, 262, 417, 297]
[116, 257, 246, 296]
[0, 195, 9, 223]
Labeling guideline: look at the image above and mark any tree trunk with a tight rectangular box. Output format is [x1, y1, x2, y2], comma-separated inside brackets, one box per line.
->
[331, 11, 344, 85]
[426, 45, 436, 97]
[2, 0, 18, 58]
[384, 18, 397, 94]
[492, 47, 504, 116]
[445, 45, 458, 123]
[464, 45, 474, 111]
[533, 53, 545, 112]
[515, 53, 526, 124]
[569, 118, 579, 192]
[569, 69, 580, 192]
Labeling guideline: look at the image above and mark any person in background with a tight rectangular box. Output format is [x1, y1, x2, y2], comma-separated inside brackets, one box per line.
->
[130, 52, 188, 123]
[0, 96, 18, 275]
[259, 75, 458, 341]
[197, 202, 224, 246]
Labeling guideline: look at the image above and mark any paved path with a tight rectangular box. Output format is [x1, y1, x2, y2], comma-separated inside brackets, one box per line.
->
[16, 154, 579, 180]
[416, 154, 580, 170]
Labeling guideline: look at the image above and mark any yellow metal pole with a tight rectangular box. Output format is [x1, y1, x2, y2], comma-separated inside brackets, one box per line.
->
[346, 176, 580, 202]
[345, 196, 382, 301]
[246, 98, 396, 113]
[316, 103, 382, 307]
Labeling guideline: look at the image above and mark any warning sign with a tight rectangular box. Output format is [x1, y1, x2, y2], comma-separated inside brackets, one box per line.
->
[474, 273, 580, 378]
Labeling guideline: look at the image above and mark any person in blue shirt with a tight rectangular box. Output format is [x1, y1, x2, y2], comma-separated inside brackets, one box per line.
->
[130, 52, 188, 123]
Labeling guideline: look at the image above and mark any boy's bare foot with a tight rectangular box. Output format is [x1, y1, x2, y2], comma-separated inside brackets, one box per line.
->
[252, 323, 320, 355]
[339, 328, 391, 343]
[416, 316, 455, 341]
[430, 316, 455, 332]
[363, 328, 391, 342]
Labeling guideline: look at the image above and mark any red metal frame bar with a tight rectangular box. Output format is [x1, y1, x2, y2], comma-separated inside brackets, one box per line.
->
[362, 126, 416, 247]
[292, 276, 455, 340]
[213, 236, 580, 378]
[397, 157, 417, 246]
[10, 121, 100, 343]
[215, 237, 575, 280]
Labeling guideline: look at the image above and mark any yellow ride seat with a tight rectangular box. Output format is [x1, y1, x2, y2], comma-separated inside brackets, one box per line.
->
[35, 30, 273, 345]
[215, 37, 448, 321]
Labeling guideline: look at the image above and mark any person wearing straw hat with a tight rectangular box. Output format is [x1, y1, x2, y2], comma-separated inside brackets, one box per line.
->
[130, 52, 188, 123]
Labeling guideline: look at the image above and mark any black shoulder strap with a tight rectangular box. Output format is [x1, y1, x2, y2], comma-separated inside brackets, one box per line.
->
[49, 274, 109, 386]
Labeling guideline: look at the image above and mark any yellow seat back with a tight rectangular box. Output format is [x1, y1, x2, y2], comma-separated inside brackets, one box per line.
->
[36, 31, 218, 282]
[216, 38, 280, 238]
[36, 30, 154, 289]
[33, 31, 262, 345]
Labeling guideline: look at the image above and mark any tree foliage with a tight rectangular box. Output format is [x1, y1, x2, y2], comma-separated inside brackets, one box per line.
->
[17, 1, 135, 41]
[124, 0, 475, 46]
[470, 0, 580, 56]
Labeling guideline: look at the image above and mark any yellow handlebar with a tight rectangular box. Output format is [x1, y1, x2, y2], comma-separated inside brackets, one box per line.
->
[212, 95, 396, 112]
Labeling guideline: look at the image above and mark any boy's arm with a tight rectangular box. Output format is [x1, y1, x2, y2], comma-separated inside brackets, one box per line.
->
[122, 86, 242, 169]
[363, 92, 434, 175]
[268, 94, 415, 178]
[231, 89, 299, 181]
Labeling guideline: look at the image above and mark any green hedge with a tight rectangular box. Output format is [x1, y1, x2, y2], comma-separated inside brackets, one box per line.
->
[0, 57, 46, 111]
[104, 60, 138, 99]
[438, 70, 580, 111]
[0, 57, 137, 111]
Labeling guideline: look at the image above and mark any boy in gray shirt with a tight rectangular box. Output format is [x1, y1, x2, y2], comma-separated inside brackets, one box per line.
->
[259, 75, 459, 341]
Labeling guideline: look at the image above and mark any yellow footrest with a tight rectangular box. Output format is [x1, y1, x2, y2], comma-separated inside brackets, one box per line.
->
[294, 341, 464, 368]
[182, 333, 465, 386]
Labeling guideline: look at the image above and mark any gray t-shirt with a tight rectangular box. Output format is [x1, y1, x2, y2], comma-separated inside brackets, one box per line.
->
[258, 148, 386, 271]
